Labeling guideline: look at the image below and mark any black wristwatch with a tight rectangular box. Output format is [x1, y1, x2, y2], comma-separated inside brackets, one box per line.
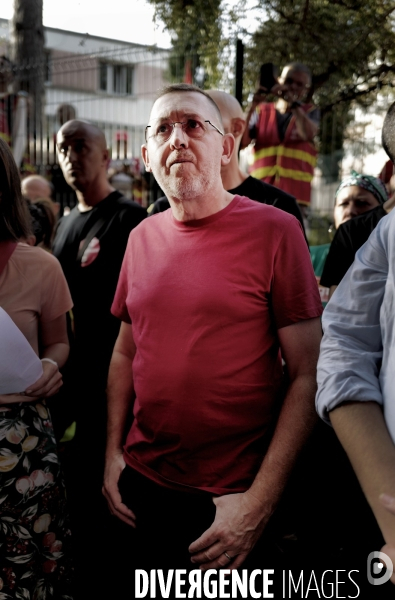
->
[291, 101, 302, 109]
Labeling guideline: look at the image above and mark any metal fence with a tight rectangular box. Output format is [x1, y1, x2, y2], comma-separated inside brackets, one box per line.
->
[0, 26, 171, 211]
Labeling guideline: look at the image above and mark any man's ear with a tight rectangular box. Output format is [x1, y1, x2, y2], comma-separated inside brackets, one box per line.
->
[103, 148, 110, 168]
[231, 117, 246, 140]
[141, 144, 151, 172]
[221, 133, 235, 166]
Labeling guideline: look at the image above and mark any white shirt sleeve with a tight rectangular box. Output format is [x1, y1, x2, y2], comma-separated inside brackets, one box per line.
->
[316, 212, 391, 424]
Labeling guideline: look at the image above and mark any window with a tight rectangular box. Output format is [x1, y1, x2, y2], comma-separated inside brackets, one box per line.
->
[99, 62, 133, 95]
[99, 62, 108, 92]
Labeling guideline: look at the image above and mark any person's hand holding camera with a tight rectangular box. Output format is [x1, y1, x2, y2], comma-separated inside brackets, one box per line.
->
[252, 86, 268, 105]
[275, 84, 300, 106]
[252, 81, 283, 106]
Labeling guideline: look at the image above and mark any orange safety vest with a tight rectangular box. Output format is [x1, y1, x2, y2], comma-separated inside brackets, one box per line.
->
[250, 102, 317, 206]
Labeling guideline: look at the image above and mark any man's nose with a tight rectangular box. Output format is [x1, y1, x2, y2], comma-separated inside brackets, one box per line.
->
[169, 123, 188, 148]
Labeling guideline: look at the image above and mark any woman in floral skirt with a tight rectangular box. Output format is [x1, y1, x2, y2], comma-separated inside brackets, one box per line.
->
[0, 138, 74, 599]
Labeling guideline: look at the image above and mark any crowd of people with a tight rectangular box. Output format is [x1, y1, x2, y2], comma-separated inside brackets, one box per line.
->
[1, 66, 395, 599]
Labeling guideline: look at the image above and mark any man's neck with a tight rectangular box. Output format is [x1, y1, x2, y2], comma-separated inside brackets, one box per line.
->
[76, 182, 116, 212]
[221, 158, 248, 192]
[384, 195, 395, 213]
[169, 187, 234, 222]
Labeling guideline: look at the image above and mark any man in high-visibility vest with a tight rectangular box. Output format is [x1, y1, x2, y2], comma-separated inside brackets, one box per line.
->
[241, 62, 320, 218]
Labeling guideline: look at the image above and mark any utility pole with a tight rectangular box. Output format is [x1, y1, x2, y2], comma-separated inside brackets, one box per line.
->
[10, 0, 45, 165]
[234, 39, 244, 106]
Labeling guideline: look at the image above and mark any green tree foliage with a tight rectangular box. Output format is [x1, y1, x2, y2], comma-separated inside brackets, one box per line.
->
[149, 0, 395, 180]
[242, 0, 395, 179]
[147, 0, 225, 87]
[244, 0, 395, 106]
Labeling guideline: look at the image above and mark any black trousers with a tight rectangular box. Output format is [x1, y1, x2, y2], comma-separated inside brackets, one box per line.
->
[102, 466, 395, 600]
[104, 467, 298, 598]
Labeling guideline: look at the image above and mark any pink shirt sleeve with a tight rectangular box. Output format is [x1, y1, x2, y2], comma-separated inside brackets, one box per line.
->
[111, 236, 132, 324]
[271, 217, 323, 329]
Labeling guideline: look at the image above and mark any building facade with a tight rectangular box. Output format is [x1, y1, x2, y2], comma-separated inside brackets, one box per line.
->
[0, 18, 170, 205]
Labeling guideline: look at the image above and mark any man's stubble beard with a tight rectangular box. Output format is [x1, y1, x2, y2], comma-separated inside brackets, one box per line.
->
[155, 162, 218, 202]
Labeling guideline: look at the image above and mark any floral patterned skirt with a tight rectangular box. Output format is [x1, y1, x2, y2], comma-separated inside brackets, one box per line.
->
[0, 400, 74, 599]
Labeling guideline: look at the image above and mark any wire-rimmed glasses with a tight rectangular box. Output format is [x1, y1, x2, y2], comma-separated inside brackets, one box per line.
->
[145, 118, 224, 144]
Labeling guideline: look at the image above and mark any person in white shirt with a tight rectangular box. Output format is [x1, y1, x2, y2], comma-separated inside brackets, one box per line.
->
[316, 100, 395, 584]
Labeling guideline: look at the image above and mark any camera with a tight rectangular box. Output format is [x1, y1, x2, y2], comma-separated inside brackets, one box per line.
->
[259, 63, 279, 92]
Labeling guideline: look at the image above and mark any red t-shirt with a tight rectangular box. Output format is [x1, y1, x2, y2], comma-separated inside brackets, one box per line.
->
[111, 195, 322, 494]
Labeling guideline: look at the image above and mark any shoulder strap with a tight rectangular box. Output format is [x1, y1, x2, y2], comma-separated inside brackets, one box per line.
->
[0, 241, 17, 275]
[76, 216, 108, 262]
[76, 192, 124, 263]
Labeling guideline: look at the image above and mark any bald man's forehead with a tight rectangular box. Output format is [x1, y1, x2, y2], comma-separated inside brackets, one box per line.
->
[207, 91, 244, 122]
[57, 121, 106, 147]
[22, 178, 49, 189]
[281, 66, 311, 84]
[150, 91, 222, 126]
[58, 120, 86, 137]
[22, 178, 52, 200]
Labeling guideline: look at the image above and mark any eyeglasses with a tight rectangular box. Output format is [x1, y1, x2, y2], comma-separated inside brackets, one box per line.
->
[145, 118, 224, 144]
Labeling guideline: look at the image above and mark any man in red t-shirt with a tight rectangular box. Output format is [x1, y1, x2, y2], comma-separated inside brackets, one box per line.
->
[103, 83, 322, 593]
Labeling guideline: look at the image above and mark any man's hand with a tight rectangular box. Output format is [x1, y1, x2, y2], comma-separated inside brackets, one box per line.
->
[252, 83, 283, 105]
[250, 87, 268, 109]
[25, 359, 63, 398]
[380, 544, 395, 584]
[380, 493, 395, 584]
[102, 452, 136, 527]
[253, 82, 300, 106]
[188, 490, 270, 570]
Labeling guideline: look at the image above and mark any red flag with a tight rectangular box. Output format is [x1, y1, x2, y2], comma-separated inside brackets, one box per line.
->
[183, 59, 193, 84]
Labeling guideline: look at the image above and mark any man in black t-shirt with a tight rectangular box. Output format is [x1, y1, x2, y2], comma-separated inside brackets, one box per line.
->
[148, 90, 307, 241]
[53, 120, 146, 423]
[52, 119, 146, 596]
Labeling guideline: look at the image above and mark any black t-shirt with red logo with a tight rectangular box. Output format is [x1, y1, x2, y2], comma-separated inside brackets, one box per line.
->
[53, 191, 146, 384]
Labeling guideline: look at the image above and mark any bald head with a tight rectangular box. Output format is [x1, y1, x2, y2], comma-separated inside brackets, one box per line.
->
[56, 119, 110, 194]
[206, 91, 245, 127]
[57, 119, 107, 151]
[205, 90, 246, 154]
[22, 175, 53, 201]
